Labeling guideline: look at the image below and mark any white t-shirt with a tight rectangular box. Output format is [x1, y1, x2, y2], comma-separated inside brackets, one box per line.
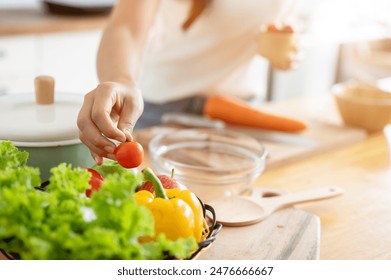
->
[138, 0, 296, 103]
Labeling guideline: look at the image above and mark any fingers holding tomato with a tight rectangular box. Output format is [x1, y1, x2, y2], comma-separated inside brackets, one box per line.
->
[114, 141, 144, 168]
[84, 140, 144, 198]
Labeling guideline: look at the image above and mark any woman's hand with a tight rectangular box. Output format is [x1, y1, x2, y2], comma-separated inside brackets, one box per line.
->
[257, 25, 299, 71]
[77, 81, 144, 165]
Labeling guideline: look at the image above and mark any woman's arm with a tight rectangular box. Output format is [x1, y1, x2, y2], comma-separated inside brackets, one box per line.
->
[97, 0, 160, 83]
[77, 0, 160, 164]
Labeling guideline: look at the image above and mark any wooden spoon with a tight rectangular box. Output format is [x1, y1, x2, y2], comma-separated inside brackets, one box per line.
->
[210, 186, 344, 227]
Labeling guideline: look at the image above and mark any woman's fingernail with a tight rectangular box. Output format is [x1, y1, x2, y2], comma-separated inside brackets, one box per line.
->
[93, 155, 103, 165]
[116, 136, 125, 142]
[124, 129, 133, 142]
[104, 146, 114, 153]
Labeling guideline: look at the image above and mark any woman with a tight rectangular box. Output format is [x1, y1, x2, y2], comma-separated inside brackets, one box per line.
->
[77, 0, 299, 165]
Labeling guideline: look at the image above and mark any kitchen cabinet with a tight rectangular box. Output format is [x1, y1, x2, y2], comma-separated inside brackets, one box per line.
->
[0, 4, 107, 96]
[338, 38, 391, 83]
[39, 30, 101, 95]
[0, 30, 101, 96]
[0, 35, 39, 95]
[0, 35, 38, 78]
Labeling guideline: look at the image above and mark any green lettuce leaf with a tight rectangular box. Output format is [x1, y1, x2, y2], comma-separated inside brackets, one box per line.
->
[0, 141, 41, 189]
[0, 140, 29, 170]
[0, 142, 198, 260]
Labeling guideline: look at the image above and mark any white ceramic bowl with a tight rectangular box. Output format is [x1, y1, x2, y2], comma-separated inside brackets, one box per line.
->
[149, 128, 268, 202]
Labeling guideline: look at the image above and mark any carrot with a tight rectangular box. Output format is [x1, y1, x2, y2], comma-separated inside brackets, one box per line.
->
[203, 95, 307, 132]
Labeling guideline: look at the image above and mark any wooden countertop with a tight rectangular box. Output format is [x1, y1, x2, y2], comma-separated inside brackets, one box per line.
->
[0, 7, 109, 36]
[255, 130, 391, 260]
[239, 94, 391, 260]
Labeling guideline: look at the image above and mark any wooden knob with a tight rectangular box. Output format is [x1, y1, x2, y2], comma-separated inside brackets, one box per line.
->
[35, 76, 55, 105]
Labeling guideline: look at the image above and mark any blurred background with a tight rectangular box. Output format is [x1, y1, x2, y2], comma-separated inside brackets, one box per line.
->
[1, 0, 391, 101]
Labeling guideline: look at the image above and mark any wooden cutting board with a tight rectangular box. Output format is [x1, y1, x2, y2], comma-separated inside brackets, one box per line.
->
[199, 207, 320, 260]
[261, 119, 367, 170]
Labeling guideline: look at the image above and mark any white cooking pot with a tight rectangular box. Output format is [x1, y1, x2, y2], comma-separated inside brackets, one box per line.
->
[0, 76, 94, 180]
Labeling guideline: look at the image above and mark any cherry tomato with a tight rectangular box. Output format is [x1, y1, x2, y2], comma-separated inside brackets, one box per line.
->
[114, 141, 144, 168]
[85, 168, 104, 198]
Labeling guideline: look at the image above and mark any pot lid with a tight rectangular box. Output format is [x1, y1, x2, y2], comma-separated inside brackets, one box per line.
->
[0, 76, 83, 142]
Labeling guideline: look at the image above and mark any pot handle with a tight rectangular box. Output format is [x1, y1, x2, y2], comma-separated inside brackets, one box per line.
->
[35, 76, 55, 105]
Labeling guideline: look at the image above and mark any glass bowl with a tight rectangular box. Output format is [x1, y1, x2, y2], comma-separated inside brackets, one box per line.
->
[149, 128, 268, 202]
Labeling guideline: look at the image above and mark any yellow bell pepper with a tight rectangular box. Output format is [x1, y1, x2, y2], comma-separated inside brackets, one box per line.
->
[134, 168, 207, 242]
